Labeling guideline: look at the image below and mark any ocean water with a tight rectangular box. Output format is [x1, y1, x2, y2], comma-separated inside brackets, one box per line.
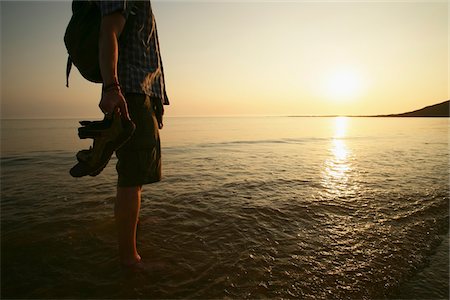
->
[1, 116, 448, 299]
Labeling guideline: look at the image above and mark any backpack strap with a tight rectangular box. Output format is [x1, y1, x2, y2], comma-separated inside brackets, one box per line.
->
[66, 57, 73, 87]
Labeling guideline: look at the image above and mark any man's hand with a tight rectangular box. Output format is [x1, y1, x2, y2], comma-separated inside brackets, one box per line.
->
[99, 88, 130, 120]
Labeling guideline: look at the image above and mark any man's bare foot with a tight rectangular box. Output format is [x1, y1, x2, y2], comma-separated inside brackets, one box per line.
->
[121, 258, 168, 275]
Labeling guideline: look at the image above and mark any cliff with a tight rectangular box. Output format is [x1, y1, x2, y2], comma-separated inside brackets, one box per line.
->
[380, 100, 449, 117]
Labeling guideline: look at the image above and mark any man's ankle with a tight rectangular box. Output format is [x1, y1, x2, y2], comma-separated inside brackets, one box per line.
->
[120, 254, 141, 267]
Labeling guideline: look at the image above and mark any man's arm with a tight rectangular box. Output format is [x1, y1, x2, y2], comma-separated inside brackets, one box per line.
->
[98, 12, 129, 119]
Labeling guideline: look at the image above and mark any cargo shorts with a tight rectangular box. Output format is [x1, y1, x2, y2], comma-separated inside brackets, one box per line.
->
[116, 93, 162, 187]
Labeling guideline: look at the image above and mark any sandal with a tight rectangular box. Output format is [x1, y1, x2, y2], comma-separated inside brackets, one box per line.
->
[70, 112, 135, 177]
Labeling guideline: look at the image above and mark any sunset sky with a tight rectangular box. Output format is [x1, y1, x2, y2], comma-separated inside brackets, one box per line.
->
[1, 0, 448, 119]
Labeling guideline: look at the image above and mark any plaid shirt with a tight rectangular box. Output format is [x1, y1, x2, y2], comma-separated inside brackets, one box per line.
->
[97, 0, 169, 105]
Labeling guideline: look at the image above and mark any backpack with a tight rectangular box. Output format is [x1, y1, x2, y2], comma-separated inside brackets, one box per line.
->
[64, 0, 136, 87]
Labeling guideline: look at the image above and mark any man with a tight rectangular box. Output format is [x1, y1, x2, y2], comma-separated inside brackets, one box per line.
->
[96, 0, 169, 267]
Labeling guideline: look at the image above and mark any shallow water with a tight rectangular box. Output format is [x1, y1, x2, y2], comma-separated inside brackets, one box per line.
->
[1, 117, 448, 299]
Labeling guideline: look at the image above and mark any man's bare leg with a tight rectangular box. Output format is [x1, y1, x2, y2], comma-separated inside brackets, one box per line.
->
[115, 186, 142, 266]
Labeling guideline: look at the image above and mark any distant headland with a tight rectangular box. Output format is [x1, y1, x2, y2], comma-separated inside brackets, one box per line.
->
[288, 100, 450, 118]
[373, 100, 449, 117]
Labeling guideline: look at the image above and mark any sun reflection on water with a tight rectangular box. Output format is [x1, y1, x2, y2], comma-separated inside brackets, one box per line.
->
[333, 116, 348, 139]
[322, 117, 353, 195]
[331, 139, 348, 161]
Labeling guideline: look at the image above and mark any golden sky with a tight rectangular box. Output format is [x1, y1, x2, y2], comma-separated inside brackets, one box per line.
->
[1, 1, 448, 118]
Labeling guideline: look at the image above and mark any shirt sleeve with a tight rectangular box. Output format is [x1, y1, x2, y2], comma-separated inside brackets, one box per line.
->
[96, 1, 126, 17]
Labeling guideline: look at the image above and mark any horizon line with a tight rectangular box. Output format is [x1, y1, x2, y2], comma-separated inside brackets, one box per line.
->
[1, 114, 448, 121]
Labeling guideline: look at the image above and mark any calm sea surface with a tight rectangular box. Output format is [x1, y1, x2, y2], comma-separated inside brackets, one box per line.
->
[1, 116, 448, 299]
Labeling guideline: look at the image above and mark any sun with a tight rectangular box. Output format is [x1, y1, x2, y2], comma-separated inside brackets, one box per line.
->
[325, 69, 364, 101]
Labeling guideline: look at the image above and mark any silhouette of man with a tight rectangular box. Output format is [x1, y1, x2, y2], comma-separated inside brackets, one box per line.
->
[96, 0, 169, 267]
